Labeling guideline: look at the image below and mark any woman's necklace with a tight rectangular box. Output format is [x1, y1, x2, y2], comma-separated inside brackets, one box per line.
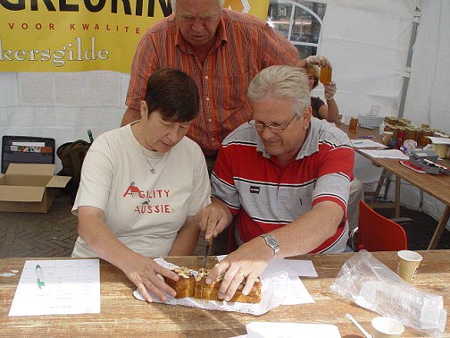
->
[142, 150, 164, 174]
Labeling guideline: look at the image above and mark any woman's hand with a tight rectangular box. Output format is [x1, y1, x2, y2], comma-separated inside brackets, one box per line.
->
[324, 82, 337, 100]
[122, 254, 179, 303]
[205, 237, 273, 301]
[305, 55, 331, 68]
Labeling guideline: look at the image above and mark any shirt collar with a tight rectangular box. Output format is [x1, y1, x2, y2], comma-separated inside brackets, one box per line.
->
[175, 11, 228, 53]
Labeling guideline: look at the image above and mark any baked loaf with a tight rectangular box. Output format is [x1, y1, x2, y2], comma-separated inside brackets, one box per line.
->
[166, 267, 261, 303]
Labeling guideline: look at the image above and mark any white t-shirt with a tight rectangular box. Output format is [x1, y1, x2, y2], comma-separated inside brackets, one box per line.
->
[71, 124, 211, 258]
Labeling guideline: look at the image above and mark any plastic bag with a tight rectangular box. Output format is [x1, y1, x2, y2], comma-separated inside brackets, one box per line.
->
[330, 250, 447, 337]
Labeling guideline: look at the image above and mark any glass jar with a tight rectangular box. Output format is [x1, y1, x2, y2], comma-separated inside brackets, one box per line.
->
[416, 128, 425, 147]
[405, 127, 418, 143]
[422, 128, 434, 146]
[348, 117, 359, 134]
[319, 65, 332, 85]
[399, 118, 410, 126]
[396, 127, 406, 148]
[384, 123, 394, 132]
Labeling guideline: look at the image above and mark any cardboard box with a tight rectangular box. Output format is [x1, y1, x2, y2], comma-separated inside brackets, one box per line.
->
[0, 163, 71, 213]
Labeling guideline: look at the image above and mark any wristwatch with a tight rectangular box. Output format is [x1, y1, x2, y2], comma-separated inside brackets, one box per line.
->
[260, 233, 280, 256]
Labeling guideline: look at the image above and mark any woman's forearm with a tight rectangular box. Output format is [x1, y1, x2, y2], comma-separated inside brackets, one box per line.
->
[78, 207, 139, 270]
[326, 98, 340, 123]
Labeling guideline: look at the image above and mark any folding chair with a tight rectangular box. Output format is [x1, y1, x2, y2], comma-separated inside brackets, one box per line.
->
[350, 200, 408, 251]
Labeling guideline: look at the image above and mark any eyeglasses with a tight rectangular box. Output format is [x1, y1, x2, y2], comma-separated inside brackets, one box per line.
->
[249, 114, 299, 133]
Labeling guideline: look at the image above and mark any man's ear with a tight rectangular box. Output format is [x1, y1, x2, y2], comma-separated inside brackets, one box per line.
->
[140, 100, 148, 120]
[302, 106, 312, 130]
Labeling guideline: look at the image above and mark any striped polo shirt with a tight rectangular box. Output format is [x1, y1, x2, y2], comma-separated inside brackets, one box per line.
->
[126, 9, 300, 155]
[211, 118, 355, 253]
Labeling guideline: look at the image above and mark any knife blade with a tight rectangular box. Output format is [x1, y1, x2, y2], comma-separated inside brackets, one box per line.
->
[202, 238, 213, 269]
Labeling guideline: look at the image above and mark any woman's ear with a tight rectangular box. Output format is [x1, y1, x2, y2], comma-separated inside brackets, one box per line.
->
[140, 100, 148, 120]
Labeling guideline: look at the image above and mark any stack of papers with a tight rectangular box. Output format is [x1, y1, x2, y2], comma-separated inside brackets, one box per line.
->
[9, 259, 100, 316]
[358, 149, 409, 160]
[351, 139, 386, 149]
[428, 137, 450, 145]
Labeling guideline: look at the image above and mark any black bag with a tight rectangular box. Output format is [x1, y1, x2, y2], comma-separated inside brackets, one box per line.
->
[57, 140, 91, 199]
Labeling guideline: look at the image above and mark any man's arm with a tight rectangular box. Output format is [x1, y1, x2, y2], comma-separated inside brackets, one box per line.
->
[199, 197, 233, 241]
[168, 215, 201, 256]
[121, 107, 141, 126]
[265, 201, 343, 257]
[123, 31, 160, 126]
[260, 24, 303, 68]
[207, 201, 344, 301]
[78, 206, 179, 302]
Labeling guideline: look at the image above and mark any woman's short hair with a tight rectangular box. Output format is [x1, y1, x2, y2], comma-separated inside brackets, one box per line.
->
[145, 68, 199, 122]
[171, 0, 224, 10]
[306, 63, 320, 89]
[247, 65, 310, 115]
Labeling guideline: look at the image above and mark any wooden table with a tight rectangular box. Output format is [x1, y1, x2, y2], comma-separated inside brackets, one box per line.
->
[362, 156, 450, 249]
[340, 124, 450, 249]
[1, 252, 449, 337]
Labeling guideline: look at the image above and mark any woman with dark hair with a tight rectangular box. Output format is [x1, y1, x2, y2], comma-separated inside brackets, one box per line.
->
[71, 68, 210, 303]
[306, 63, 340, 123]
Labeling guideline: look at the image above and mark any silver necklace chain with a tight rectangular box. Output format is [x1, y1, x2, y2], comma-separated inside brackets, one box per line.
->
[142, 150, 164, 174]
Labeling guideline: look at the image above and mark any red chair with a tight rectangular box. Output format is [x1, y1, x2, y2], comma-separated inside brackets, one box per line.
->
[354, 200, 408, 251]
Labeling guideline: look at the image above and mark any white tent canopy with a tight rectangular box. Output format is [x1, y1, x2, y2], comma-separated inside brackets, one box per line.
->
[0, 0, 449, 227]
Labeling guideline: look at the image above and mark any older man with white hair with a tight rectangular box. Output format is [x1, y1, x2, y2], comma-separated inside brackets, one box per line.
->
[123, 0, 328, 157]
[200, 65, 355, 301]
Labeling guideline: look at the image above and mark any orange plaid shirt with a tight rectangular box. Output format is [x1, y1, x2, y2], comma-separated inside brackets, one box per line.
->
[126, 9, 300, 155]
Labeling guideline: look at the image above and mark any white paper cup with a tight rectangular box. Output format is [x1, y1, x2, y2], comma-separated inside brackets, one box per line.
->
[397, 250, 423, 282]
[371, 317, 405, 338]
[432, 144, 449, 158]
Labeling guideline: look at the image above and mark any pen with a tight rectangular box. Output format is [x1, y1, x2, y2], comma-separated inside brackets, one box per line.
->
[35, 264, 45, 289]
[87, 129, 94, 143]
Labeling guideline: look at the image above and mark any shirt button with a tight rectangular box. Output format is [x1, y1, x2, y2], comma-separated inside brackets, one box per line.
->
[205, 97, 210, 101]
[204, 75, 209, 80]
[208, 118, 212, 122]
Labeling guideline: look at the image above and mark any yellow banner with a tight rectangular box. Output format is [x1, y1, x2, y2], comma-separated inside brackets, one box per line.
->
[0, 0, 269, 73]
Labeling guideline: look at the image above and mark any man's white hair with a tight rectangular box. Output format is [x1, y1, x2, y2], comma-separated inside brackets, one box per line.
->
[247, 65, 310, 116]
[171, 0, 224, 11]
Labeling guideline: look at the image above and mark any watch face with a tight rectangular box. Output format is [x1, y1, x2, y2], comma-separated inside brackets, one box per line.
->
[267, 237, 278, 247]
[263, 234, 279, 249]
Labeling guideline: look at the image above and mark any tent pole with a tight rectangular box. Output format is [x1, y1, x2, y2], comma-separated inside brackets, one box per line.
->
[398, 5, 421, 118]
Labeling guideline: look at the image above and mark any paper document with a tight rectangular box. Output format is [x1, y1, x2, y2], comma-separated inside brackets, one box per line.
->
[232, 322, 341, 338]
[351, 139, 386, 149]
[428, 137, 450, 145]
[9, 259, 100, 316]
[264, 258, 318, 278]
[12, 141, 45, 147]
[359, 149, 409, 160]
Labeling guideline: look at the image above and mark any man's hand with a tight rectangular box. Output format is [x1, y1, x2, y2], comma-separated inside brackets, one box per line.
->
[122, 254, 179, 303]
[305, 55, 331, 68]
[206, 237, 273, 301]
[199, 199, 232, 241]
[324, 82, 337, 100]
